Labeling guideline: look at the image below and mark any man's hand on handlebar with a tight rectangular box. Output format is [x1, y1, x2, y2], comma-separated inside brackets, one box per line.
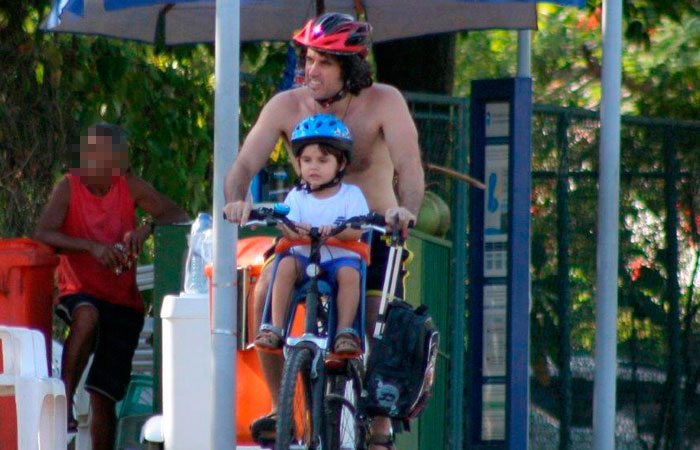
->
[384, 206, 416, 235]
[222, 200, 252, 224]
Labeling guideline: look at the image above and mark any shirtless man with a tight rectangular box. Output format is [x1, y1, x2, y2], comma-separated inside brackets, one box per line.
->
[223, 13, 424, 450]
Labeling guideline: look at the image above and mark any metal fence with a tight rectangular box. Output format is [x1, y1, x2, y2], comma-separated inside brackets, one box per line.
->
[401, 93, 700, 450]
[530, 105, 700, 450]
[405, 92, 470, 450]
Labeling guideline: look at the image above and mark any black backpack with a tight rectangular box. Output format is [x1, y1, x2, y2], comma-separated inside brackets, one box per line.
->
[363, 300, 440, 426]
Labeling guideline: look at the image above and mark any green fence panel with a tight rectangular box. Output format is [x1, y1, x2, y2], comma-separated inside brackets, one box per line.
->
[395, 230, 453, 450]
[152, 223, 189, 413]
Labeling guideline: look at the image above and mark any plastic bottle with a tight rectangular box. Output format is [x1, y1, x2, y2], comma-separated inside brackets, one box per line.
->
[184, 212, 212, 293]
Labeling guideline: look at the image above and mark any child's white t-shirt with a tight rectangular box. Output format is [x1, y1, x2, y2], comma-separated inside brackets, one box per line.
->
[283, 183, 369, 261]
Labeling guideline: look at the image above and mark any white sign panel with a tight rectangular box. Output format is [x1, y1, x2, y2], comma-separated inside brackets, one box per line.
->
[482, 284, 507, 377]
[481, 383, 506, 440]
[483, 144, 509, 278]
[485, 102, 510, 138]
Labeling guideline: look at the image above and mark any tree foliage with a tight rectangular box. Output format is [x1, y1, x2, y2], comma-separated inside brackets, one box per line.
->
[0, 1, 288, 238]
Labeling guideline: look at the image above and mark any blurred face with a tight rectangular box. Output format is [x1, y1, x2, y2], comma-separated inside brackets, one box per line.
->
[72, 133, 127, 188]
[298, 144, 343, 189]
[304, 49, 344, 100]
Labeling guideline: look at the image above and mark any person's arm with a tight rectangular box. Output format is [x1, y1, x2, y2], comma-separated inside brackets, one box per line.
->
[224, 93, 291, 223]
[34, 176, 124, 268]
[125, 174, 189, 254]
[333, 228, 364, 241]
[379, 86, 425, 225]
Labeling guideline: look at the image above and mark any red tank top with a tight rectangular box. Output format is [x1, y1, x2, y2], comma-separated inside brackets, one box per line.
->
[57, 174, 143, 311]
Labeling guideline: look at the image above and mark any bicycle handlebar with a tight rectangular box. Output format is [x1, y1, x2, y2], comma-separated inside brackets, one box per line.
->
[226, 205, 414, 243]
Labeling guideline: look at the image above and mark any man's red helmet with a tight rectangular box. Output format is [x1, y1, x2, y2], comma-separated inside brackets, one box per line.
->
[293, 13, 372, 57]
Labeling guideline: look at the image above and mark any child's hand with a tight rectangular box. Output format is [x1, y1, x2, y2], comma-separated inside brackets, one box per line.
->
[279, 222, 310, 239]
[319, 224, 333, 236]
[295, 223, 311, 237]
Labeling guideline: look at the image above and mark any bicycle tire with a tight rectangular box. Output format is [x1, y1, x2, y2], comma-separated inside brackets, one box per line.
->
[323, 358, 367, 450]
[277, 347, 318, 450]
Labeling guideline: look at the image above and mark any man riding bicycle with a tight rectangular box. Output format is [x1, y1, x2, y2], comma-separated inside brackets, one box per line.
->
[224, 12, 424, 450]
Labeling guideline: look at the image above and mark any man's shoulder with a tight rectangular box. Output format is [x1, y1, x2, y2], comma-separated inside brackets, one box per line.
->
[124, 172, 150, 197]
[269, 87, 306, 108]
[356, 83, 405, 111]
[261, 88, 307, 127]
[361, 82, 402, 99]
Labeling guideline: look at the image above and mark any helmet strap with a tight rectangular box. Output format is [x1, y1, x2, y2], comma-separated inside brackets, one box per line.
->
[315, 88, 346, 108]
[296, 170, 345, 194]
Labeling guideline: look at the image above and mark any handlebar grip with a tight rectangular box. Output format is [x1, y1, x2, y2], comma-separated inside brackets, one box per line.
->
[248, 209, 265, 221]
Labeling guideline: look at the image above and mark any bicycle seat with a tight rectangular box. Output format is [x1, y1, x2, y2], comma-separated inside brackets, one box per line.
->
[274, 237, 371, 264]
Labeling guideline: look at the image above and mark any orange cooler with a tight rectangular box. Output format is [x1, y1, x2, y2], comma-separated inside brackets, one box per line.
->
[206, 236, 276, 444]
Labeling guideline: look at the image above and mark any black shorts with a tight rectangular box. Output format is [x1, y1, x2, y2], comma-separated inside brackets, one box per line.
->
[57, 293, 144, 402]
[365, 236, 409, 299]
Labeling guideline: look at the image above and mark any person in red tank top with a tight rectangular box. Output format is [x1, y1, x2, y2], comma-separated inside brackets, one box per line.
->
[35, 123, 188, 450]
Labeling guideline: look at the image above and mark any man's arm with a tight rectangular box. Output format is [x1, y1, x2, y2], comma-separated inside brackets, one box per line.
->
[224, 93, 290, 215]
[34, 176, 123, 268]
[126, 174, 190, 255]
[127, 174, 189, 224]
[380, 86, 425, 219]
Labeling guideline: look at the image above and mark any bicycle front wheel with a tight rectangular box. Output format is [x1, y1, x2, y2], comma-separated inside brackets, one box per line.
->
[277, 347, 318, 450]
[323, 358, 366, 450]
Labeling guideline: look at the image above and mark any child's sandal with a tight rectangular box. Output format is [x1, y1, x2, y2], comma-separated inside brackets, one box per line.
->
[254, 325, 284, 351]
[333, 328, 362, 356]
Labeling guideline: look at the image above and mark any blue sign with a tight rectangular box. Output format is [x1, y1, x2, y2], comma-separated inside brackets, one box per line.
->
[469, 78, 532, 449]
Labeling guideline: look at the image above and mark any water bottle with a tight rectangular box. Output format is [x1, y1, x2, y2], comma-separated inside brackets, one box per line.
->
[184, 212, 212, 293]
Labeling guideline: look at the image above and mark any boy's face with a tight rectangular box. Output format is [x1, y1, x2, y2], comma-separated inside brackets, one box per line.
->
[72, 134, 127, 186]
[298, 144, 343, 189]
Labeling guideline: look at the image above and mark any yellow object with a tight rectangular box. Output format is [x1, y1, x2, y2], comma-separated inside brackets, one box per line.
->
[270, 137, 286, 163]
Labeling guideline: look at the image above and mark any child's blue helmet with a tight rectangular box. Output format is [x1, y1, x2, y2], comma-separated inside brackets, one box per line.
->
[291, 114, 353, 162]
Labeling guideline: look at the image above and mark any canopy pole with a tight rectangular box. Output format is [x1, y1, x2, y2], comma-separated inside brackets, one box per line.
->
[212, 0, 239, 449]
[593, 0, 622, 449]
[517, 29, 531, 78]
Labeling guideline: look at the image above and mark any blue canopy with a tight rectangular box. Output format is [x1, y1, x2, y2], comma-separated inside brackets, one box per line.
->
[45, 0, 583, 45]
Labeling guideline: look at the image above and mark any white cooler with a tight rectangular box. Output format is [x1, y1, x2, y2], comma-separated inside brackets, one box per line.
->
[161, 292, 211, 450]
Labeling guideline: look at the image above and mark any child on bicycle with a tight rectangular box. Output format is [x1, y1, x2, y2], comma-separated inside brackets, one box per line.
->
[254, 113, 369, 356]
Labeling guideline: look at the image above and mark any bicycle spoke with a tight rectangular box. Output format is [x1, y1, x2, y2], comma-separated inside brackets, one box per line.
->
[324, 360, 367, 450]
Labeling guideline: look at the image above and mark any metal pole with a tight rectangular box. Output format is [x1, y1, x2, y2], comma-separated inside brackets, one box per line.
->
[448, 99, 469, 450]
[212, 0, 239, 449]
[516, 29, 531, 78]
[592, 0, 621, 449]
[556, 114, 572, 450]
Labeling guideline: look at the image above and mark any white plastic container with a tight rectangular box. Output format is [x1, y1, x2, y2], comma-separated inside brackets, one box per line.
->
[160, 292, 211, 450]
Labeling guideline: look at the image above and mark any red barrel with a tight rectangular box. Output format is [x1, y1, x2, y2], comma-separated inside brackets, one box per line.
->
[0, 238, 59, 450]
[0, 238, 58, 370]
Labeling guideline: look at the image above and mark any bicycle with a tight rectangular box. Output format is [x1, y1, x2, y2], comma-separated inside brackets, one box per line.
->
[243, 205, 393, 450]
